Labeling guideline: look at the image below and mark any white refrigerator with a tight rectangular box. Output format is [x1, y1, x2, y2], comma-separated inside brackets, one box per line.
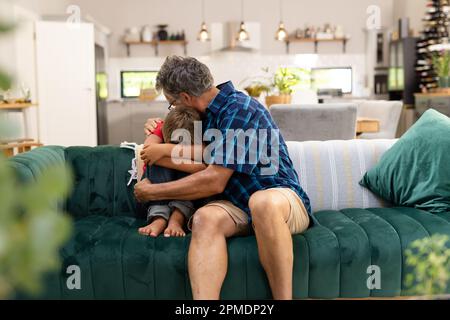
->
[35, 21, 97, 147]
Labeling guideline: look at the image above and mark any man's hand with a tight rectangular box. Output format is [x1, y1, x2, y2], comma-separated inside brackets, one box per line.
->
[134, 178, 153, 202]
[140, 144, 170, 165]
[144, 117, 163, 136]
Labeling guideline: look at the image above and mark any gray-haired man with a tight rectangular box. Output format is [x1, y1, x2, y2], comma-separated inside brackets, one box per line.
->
[135, 56, 313, 300]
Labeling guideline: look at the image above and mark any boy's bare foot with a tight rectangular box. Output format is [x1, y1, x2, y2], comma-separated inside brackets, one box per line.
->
[138, 217, 168, 237]
[164, 209, 186, 237]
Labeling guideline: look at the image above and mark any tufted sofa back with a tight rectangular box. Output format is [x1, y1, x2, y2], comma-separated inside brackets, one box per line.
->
[9, 145, 137, 219]
[9, 139, 398, 219]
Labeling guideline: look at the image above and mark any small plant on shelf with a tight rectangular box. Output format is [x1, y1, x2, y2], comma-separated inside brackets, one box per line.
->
[432, 51, 450, 89]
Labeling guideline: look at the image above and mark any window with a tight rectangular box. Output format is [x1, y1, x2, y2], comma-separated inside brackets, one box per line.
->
[96, 72, 108, 100]
[121, 71, 158, 98]
[311, 67, 353, 94]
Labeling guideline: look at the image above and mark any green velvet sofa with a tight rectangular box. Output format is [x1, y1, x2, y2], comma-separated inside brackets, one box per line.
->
[9, 139, 450, 299]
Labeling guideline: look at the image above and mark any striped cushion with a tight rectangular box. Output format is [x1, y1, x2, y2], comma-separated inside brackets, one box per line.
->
[287, 139, 397, 213]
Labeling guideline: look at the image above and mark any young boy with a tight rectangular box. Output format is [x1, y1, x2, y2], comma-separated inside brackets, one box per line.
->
[137, 106, 205, 238]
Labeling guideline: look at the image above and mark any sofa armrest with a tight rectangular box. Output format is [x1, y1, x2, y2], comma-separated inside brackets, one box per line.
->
[8, 146, 66, 184]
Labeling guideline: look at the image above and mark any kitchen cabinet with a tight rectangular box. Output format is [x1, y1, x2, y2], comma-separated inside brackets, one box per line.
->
[415, 93, 450, 117]
[106, 100, 169, 145]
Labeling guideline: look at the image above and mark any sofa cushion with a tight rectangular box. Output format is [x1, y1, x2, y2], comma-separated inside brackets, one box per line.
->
[360, 109, 450, 213]
[287, 139, 396, 213]
[32, 207, 450, 299]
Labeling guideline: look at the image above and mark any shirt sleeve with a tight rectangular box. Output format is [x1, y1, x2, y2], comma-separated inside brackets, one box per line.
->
[204, 107, 261, 175]
[152, 121, 164, 140]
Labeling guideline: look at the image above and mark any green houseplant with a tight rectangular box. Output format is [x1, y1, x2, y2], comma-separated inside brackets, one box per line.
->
[0, 21, 14, 92]
[265, 67, 301, 107]
[239, 69, 272, 99]
[0, 17, 73, 299]
[432, 51, 450, 89]
[404, 234, 450, 299]
[240, 67, 308, 107]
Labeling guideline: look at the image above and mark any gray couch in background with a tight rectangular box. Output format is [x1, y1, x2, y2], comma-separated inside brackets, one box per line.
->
[269, 103, 357, 141]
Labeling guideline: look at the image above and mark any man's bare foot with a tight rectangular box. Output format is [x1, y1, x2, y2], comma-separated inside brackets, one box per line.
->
[138, 217, 168, 237]
[164, 209, 186, 237]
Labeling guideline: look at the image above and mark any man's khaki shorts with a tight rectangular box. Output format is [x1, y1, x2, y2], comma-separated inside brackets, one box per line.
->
[188, 188, 310, 236]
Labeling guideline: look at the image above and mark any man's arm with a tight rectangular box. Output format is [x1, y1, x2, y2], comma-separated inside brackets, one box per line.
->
[134, 164, 233, 202]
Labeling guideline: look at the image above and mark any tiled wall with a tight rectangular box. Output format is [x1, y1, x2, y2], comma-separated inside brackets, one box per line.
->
[108, 52, 367, 101]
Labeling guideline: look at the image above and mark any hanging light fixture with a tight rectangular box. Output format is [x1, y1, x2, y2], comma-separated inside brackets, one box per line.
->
[197, 0, 210, 41]
[275, 0, 288, 41]
[236, 0, 250, 41]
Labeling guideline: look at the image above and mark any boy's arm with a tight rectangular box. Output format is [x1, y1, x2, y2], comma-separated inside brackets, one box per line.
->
[142, 139, 206, 173]
[143, 133, 163, 146]
[140, 143, 203, 165]
[154, 157, 207, 174]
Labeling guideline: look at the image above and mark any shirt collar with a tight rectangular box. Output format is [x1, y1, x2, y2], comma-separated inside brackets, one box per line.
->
[207, 81, 235, 114]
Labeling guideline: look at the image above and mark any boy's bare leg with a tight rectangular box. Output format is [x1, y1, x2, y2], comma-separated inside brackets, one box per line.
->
[164, 209, 186, 237]
[138, 217, 168, 237]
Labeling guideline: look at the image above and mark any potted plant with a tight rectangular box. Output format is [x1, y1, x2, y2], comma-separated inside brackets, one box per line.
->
[265, 67, 301, 107]
[432, 51, 450, 89]
[243, 83, 271, 99]
[239, 71, 272, 99]
[240, 67, 309, 107]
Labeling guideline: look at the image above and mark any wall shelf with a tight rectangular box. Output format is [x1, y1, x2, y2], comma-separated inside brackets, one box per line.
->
[0, 102, 37, 110]
[0, 103, 41, 156]
[125, 40, 188, 57]
[284, 37, 349, 54]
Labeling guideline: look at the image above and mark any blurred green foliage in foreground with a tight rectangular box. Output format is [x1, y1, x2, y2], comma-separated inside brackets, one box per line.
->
[0, 14, 73, 300]
[0, 148, 73, 299]
[405, 234, 450, 298]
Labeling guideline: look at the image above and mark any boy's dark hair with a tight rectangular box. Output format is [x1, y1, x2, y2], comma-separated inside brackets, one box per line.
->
[162, 106, 201, 144]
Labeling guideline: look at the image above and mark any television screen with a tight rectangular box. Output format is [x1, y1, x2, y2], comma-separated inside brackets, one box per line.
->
[311, 67, 353, 94]
[121, 71, 158, 98]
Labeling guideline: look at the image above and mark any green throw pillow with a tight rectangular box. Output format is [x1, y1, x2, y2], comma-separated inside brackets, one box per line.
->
[360, 108, 450, 213]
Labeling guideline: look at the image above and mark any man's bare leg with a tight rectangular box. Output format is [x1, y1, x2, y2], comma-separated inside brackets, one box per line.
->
[249, 190, 293, 300]
[188, 206, 240, 300]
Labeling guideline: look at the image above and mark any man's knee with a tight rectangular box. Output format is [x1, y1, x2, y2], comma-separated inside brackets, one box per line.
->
[249, 190, 289, 224]
[191, 207, 225, 236]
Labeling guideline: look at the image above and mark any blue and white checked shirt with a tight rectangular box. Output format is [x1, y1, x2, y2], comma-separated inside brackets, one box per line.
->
[203, 81, 313, 225]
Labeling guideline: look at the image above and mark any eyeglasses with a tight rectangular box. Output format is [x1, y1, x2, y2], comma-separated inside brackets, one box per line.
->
[168, 99, 177, 111]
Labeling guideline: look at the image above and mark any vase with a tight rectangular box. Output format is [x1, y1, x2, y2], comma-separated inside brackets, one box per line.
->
[265, 94, 292, 108]
[157, 24, 169, 41]
[141, 25, 153, 42]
